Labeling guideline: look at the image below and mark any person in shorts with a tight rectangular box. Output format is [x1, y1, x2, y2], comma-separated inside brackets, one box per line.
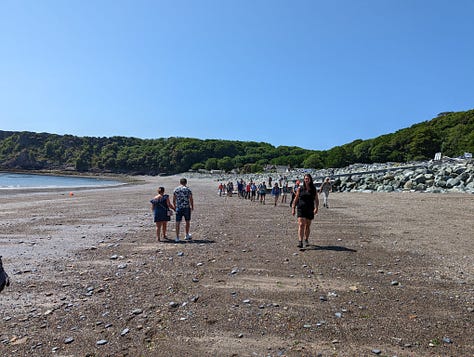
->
[173, 178, 194, 242]
[292, 174, 319, 248]
[271, 182, 281, 206]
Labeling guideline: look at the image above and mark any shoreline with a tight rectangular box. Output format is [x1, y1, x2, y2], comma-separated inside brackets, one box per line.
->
[0, 172, 146, 195]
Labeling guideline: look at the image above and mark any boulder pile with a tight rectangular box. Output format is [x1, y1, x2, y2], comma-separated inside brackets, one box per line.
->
[205, 159, 474, 194]
[319, 159, 474, 194]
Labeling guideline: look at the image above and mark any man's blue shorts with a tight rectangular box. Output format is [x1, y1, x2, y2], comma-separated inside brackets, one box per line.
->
[176, 207, 191, 222]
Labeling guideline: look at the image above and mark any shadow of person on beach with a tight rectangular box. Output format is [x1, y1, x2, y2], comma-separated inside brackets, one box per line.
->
[161, 239, 216, 244]
[183, 239, 215, 244]
[302, 245, 357, 252]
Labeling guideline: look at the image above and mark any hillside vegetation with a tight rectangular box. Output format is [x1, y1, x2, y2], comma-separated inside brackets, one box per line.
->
[1, 109, 473, 175]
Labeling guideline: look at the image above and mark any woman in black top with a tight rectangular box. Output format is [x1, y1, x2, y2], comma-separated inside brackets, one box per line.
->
[292, 174, 319, 248]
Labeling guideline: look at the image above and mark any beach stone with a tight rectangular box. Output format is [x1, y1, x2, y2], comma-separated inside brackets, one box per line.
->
[96, 339, 108, 345]
[446, 177, 461, 187]
[64, 337, 74, 344]
[121, 328, 130, 336]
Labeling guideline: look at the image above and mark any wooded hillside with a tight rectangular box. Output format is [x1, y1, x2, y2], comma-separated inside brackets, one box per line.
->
[1, 109, 473, 174]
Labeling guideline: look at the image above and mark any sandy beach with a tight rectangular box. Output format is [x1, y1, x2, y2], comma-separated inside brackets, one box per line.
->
[0, 175, 473, 356]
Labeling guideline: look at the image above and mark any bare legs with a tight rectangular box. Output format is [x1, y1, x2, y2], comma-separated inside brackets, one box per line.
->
[155, 222, 169, 241]
[297, 217, 311, 243]
[162, 221, 168, 238]
[155, 222, 163, 241]
[175, 220, 191, 239]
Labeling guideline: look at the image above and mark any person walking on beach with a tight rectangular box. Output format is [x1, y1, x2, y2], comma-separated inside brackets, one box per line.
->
[281, 182, 288, 204]
[150, 187, 175, 242]
[271, 182, 281, 206]
[258, 182, 267, 204]
[292, 174, 319, 248]
[319, 177, 332, 208]
[250, 181, 257, 201]
[173, 178, 194, 242]
[289, 180, 300, 208]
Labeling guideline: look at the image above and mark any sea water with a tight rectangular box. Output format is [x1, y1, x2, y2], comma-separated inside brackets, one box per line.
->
[0, 172, 123, 189]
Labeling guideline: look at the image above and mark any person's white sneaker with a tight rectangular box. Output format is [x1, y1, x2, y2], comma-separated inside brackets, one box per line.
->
[175, 237, 180, 243]
[184, 234, 192, 240]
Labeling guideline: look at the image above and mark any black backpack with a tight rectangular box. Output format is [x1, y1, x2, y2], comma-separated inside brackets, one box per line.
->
[0, 256, 10, 293]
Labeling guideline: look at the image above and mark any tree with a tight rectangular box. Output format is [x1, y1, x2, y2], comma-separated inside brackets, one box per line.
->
[325, 146, 350, 167]
[205, 158, 218, 170]
[353, 140, 372, 163]
[303, 152, 324, 168]
[369, 142, 392, 163]
[217, 156, 234, 172]
[407, 127, 440, 160]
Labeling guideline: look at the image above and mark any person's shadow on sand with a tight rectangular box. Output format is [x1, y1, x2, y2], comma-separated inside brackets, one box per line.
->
[162, 239, 215, 244]
[301, 245, 357, 252]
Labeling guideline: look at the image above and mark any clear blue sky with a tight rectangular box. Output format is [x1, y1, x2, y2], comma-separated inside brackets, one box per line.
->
[1, 1, 473, 151]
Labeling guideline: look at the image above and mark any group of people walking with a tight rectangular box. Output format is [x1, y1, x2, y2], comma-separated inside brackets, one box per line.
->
[151, 175, 333, 249]
[218, 179, 292, 206]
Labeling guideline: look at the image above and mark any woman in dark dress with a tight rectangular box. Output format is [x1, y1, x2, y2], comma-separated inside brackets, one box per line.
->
[291, 174, 319, 248]
[150, 187, 175, 242]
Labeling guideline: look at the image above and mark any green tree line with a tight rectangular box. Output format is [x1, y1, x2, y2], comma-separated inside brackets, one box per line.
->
[1, 109, 473, 174]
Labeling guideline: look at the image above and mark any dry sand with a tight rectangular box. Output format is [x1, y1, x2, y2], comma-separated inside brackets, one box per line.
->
[0, 175, 473, 356]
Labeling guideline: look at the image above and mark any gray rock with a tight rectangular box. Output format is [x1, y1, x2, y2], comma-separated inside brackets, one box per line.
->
[121, 328, 130, 336]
